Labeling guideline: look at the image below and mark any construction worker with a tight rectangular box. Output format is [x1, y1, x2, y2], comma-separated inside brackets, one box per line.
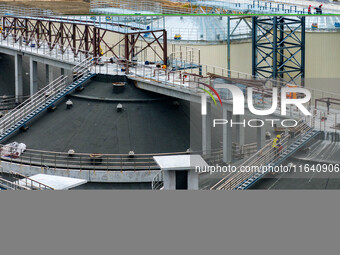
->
[272, 134, 282, 159]
[314, 4, 323, 14]
[308, 5, 312, 14]
[326, 98, 331, 115]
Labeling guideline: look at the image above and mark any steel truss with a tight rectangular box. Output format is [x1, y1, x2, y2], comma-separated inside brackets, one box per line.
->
[0, 16, 167, 69]
[252, 16, 305, 85]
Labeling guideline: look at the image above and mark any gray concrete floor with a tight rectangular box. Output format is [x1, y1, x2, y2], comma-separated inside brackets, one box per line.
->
[3, 79, 191, 154]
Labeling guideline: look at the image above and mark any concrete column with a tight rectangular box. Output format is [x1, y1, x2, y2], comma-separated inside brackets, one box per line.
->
[223, 105, 233, 163]
[188, 170, 199, 190]
[66, 69, 74, 84]
[202, 103, 211, 157]
[30, 58, 38, 96]
[163, 171, 176, 190]
[61, 68, 73, 84]
[46, 64, 54, 84]
[257, 120, 266, 150]
[14, 53, 23, 103]
[235, 115, 245, 146]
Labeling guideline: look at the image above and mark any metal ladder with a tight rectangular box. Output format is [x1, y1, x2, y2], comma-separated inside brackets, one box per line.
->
[0, 57, 95, 142]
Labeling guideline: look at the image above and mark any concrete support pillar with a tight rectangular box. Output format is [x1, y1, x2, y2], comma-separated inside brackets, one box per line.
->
[45, 64, 54, 84]
[188, 170, 199, 190]
[235, 115, 245, 146]
[202, 103, 211, 157]
[14, 53, 23, 103]
[30, 58, 38, 96]
[223, 105, 233, 163]
[257, 120, 266, 150]
[66, 69, 74, 84]
[61, 68, 73, 84]
[163, 171, 175, 190]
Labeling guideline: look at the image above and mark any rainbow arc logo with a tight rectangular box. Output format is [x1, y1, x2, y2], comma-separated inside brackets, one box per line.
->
[199, 84, 223, 115]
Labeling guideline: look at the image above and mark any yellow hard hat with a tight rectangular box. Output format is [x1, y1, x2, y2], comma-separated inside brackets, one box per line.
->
[277, 135, 281, 138]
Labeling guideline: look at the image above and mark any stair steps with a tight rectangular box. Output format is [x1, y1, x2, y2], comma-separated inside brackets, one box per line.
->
[235, 129, 321, 190]
[0, 71, 95, 142]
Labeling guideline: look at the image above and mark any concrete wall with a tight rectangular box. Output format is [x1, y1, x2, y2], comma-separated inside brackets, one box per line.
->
[181, 32, 340, 78]
[305, 32, 340, 79]
[171, 31, 340, 94]
[0, 160, 158, 183]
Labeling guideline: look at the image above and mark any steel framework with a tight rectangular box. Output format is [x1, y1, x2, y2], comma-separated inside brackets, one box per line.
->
[0, 16, 167, 71]
[252, 16, 305, 85]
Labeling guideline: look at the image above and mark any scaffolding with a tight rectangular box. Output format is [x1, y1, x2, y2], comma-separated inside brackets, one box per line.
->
[252, 16, 305, 86]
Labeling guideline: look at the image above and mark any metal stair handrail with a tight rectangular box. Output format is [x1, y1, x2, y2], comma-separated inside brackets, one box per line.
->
[10, 171, 54, 190]
[210, 117, 317, 190]
[0, 168, 54, 190]
[151, 170, 164, 190]
[0, 57, 94, 138]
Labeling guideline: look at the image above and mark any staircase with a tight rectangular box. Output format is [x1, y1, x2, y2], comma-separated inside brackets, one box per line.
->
[151, 170, 164, 190]
[0, 57, 95, 142]
[0, 168, 54, 190]
[236, 128, 321, 190]
[210, 119, 321, 190]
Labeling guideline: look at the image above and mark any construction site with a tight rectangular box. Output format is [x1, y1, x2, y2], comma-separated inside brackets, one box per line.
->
[0, 1, 339, 190]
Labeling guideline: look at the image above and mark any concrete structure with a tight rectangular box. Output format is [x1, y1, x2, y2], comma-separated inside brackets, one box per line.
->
[202, 103, 212, 157]
[45, 64, 54, 85]
[0, 15, 338, 189]
[14, 53, 23, 102]
[153, 155, 209, 190]
[0, 46, 75, 100]
[0, 159, 158, 183]
[176, 31, 340, 94]
[29, 58, 38, 95]
[18, 174, 87, 190]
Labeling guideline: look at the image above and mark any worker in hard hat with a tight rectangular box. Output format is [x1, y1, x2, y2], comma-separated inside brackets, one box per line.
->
[308, 5, 312, 14]
[272, 134, 282, 159]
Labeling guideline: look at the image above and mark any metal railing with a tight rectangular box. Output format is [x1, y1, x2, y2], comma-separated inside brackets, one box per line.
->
[90, 0, 340, 14]
[0, 96, 29, 111]
[90, 0, 193, 14]
[210, 117, 316, 190]
[0, 176, 30, 190]
[0, 33, 89, 65]
[232, 142, 258, 159]
[0, 4, 55, 16]
[0, 147, 223, 172]
[0, 56, 93, 139]
[193, 0, 340, 14]
[0, 168, 54, 190]
[1, 31, 333, 122]
[151, 170, 163, 190]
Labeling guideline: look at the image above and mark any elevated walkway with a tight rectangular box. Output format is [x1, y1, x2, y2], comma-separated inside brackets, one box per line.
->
[0, 57, 95, 142]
